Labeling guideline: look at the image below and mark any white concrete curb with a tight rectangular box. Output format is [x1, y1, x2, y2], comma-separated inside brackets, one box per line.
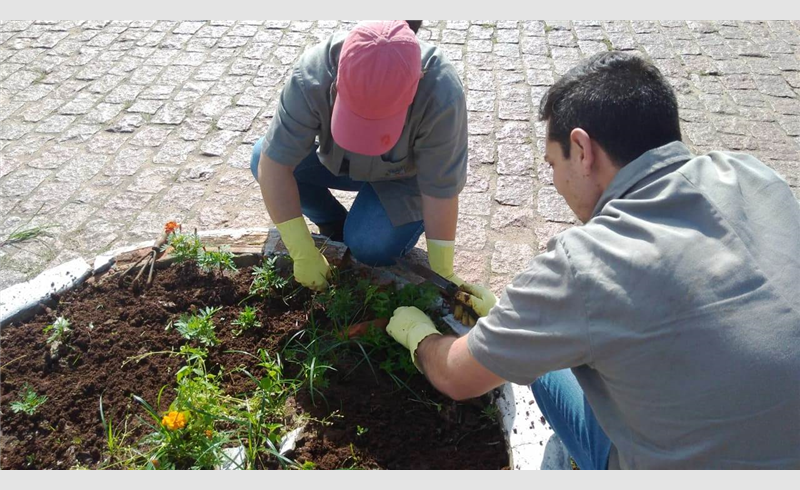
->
[1, 257, 92, 327]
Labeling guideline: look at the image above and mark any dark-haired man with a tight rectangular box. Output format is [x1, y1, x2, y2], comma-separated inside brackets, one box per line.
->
[252, 20, 494, 323]
[385, 51, 800, 469]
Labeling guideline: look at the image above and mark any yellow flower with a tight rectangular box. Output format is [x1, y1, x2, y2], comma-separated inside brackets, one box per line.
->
[161, 411, 187, 430]
[205, 430, 213, 439]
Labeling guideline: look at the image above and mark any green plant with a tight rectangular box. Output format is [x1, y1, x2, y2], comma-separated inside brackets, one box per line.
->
[164, 231, 203, 264]
[131, 344, 300, 470]
[371, 283, 440, 320]
[10, 383, 47, 415]
[481, 404, 500, 423]
[98, 396, 135, 468]
[281, 309, 349, 406]
[43, 316, 71, 345]
[197, 246, 237, 274]
[132, 346, 232, 470]
[231, 349, 302, 468]
[169, 307, 221, 346]
[249, 256, 289, 298]
[356, 425, 368, 437]
[1, 224, 56, 247]
[318, 284, 357, 331]
[231, 306, 261, 336]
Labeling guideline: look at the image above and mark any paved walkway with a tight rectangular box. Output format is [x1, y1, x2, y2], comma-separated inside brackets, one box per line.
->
[1, 20, 798, 293]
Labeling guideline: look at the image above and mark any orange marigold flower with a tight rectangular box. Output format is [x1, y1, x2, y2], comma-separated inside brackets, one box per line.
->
[164, 221, 180, 235]
[205, 430, 213, 439]
[161, 411, 187, 431]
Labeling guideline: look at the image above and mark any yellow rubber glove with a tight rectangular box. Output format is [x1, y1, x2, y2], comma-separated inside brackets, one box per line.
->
[275, 217, 330, 291]
[386, 306, 442, 371]
[427, 238, 497, 322]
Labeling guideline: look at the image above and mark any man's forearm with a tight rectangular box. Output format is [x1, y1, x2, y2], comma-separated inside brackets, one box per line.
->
[257, 152, 302, 224]
[416, 334, 461, 398]
[416, 332, 507, 401]
[421, 194, 458, 241]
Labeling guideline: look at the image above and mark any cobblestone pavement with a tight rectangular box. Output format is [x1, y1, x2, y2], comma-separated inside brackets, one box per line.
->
[1, 20, 799, 293]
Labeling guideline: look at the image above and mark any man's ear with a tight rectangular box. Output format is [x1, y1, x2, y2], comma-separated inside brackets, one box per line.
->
[570, 128, 594, 175]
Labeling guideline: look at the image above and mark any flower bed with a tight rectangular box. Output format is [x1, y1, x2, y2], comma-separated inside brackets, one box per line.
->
[0, 229, 509, 470]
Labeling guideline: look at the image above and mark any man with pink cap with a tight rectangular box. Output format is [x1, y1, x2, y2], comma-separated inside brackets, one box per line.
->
[252, 20, 494, 322]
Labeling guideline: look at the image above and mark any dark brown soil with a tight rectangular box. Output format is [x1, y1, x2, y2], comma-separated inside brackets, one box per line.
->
[0, 262, 508, 470]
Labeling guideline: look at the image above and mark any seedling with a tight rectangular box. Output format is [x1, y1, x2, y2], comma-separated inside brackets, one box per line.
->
[231, 306, 262, 336]
[356, 425, 368, 437]
[11, 383, 48, 415]
[43, 316, 71, 345]
[197, 246, 237, 274]
[169, 307, 221, 346]
[163, 231, 203, 264]
[249, 256, 288, 298]
[481, 404, 500, 422]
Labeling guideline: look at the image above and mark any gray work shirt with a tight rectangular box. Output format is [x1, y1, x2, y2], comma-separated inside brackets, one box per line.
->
[468, 141, 800, 469]
[261, 32, 468, 227]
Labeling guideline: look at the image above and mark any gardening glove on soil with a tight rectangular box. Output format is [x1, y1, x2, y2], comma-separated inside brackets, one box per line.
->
[386, 306, 442, 371]
[427, 238, 497, 324]
[276, 216, 331, 291]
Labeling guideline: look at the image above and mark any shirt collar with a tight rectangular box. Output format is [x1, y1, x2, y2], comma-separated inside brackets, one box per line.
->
[591, 141, 694, 219]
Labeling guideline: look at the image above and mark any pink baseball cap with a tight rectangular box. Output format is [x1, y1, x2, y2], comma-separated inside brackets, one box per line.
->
[331, 20, 422, 156]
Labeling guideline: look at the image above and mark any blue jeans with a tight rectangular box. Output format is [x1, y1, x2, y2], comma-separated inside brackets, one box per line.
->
[531, 369, 612, 470]
[251, 137, 425, 266]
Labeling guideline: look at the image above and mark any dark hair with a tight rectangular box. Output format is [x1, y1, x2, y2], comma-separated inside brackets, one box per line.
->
[405, 20, 422, 33]
[538, 51, 681, 166]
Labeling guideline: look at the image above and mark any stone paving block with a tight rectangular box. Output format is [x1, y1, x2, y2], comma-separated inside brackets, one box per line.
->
[159, 182, 207, 211]
[497, 144, 535, 175]
[459, 192, 492, 216]
[538, 186, 577, 223]
[491, 205, 534, 231]
[153, 139, 197, 165]
[0, 70, 39, 91]
[217, 106, 260, 132]
[35, 114, 75, 133]
[210, 77, 249, 96]
[57, 124, 100, 143]
[0, 121, 33, 140]
[127, 166, 179, 194]
[177, 117, 213, 141]
[492, 241, 535, 274]
[126, 99, 164, 115]
[16, 179, 81, 215]
[468, 111, 494, 135]
[0, 167, 51, 198]
[466, 90, 496, 111]
[200, 130, 240, 156]
[130, 126, 172, 147]
[495, 176, 535, 206]
[104, 146, 152, 176]
[21, 98, 65, 123]
[151, 103, 187, 125]
[226, 144, 253, 169]
[495, 121, 531, 144]
[85, 103, 123, 124]
[29, 146, 78, 170]
[454, 216, 488, 251]
[468, 135, 496, 164]
[53, 153, 108, 183]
